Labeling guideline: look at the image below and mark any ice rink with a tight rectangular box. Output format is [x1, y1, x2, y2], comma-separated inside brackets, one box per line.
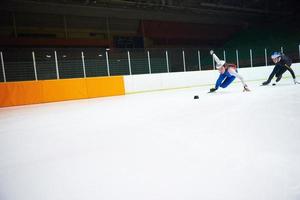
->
[1, 78, 300, 200]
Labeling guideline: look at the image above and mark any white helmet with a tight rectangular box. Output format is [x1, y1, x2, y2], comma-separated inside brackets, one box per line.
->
[271, 52, 281, 63]
[271, 52, 281, 59]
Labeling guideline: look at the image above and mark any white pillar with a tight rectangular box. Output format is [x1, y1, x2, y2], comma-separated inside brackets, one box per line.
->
[81, 51, 86, 78]
[182, 50, 186, 72]
[105, 51, 110, 76]
[212, 55, 215, 70]
[299, 44, 300, 59]
[197, 50, 201, 71]
[127, 51, 132, 75]
[54, 51, 60, 79]
[165, 50, 169, 73]
[147, 51, 152, 74]
[223, 50, 226, 62]
[32, 51, 38, 81]
[0, 52, 6, 82]
[264, 48, 268, 66]
[250, 49, 253, 68]
[236, 49, 239, 68]
[281, 46, 283, 53]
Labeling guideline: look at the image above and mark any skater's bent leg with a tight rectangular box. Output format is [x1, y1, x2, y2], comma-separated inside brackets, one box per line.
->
[220, 76, 236, 88]
[276, 73, 283, 82]
[285, 64, 296, 79]
[215, 74, 227, 89]
[275, 68, 286, 82]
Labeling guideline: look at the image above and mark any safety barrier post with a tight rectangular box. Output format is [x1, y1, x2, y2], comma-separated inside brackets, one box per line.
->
[32, 51, 38, 81]
[250, 49, 253, 68]
[299, 44, 300, 59]
[127, 51, 132, 75]
[0, 52, 6, 82]
[197, 50, 201, 71]
[236, 49, 239, 68]
[264, 48, 268, 66]
[105, 51, 110, 76]
[54, 51, 60, 79]
[212, 54, 215, 70]
[147, 50, 152, 74]
[182, 50, 186, 72]
[165, 50, 169, 73]
[81, 51, 86, 78]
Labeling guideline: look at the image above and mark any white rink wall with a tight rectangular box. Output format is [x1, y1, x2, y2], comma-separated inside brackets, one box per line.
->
[124, 63, 300, 94]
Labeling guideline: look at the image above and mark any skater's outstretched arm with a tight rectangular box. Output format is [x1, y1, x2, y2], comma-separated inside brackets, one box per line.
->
[228, 68, 246, 86]
[262, 65, 280, 85]
[212, 53, 221, 64]
[228, 68, 250, 91]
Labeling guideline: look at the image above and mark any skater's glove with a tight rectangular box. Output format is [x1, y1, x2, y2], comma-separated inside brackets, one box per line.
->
[243, 85, 250, 92]
[209, 50, 214, 55]
[262, 81, 269, 86]
[209, 88, 217, 92]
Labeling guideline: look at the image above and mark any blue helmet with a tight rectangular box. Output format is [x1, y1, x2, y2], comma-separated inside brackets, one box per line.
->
[271, 52, 281, 59]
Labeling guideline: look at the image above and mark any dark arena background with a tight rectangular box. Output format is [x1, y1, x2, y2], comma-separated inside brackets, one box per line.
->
[0, 1, 300, 200]
[0, 0, 299, 81]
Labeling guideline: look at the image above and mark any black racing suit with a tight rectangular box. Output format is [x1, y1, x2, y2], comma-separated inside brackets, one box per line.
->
[263, 54, 296, 85]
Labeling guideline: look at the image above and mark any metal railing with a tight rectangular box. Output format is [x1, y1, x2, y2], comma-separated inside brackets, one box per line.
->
[0, 45, 299, 82]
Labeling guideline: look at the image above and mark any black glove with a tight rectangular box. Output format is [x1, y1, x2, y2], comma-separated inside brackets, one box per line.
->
[243, 84, 250, 92]
[262, 81, 269, 86]
[209, 88, 217, 93]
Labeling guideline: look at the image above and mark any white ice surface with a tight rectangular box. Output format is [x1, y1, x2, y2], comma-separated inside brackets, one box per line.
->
[1, 78, 300, 200]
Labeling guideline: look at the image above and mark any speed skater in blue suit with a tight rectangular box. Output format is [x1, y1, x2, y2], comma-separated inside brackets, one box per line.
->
[209, 50, 250, 93]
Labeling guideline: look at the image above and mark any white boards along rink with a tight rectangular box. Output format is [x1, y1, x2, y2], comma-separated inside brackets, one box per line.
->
[124, 63, 300, 94]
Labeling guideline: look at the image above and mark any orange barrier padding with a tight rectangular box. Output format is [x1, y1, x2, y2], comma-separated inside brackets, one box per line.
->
[0, 84, 10, 107]
[0, 76, 125, 107]
[41, 79, 88, 103]
[86, 76, 125, 98]
[0, 81, 43, 107]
